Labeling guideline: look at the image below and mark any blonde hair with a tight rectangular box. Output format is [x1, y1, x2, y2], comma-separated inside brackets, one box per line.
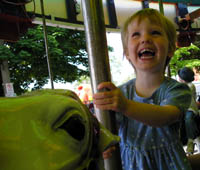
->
[121, 8, 177, 64]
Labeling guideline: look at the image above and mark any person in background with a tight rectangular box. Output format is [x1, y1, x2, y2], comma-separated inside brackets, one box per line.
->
[77, 84, 93, 105]
[93, 8, 192, 170]
[178, 67, 200, 154]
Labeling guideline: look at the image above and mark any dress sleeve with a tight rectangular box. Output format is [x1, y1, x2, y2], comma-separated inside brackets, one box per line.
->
[115, 79, 135, 125]
[160, 82, 192, 114]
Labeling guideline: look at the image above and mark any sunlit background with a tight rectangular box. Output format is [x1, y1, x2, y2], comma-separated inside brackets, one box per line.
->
[42, 32, 135, 91]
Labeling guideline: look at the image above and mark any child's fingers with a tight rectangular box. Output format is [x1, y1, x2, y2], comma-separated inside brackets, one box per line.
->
[93, 91, 113, 100]
[97, 82, 117, 91]
[93, 82, 118, 100]
[108, 146, 116, 152]
[102, 146, 116, 159]
[95, 103, 115, 111]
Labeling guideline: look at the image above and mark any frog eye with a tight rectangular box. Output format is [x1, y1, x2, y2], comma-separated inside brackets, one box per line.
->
[59, 116, 85, 141]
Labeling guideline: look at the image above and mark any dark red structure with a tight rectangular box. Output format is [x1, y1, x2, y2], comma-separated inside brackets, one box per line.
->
[0, 0, 34, 42]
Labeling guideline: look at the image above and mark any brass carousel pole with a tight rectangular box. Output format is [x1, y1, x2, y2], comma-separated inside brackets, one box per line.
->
[81, 0, 122, 170]
[158, 0, 171, 77]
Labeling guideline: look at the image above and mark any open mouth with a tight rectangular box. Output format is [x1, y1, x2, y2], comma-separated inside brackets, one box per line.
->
[138, 49, 155, 59]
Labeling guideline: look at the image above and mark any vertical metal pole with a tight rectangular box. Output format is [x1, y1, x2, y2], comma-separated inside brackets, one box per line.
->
[158, 0, 164, 15]
[40, 0, 54, 89]
[158, 0, 171, 77]
[81, 0, 122, 170]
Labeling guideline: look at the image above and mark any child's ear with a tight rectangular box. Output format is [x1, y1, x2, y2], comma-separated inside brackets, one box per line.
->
[124, 50, 129, 60]
[125, 55, 129, 61]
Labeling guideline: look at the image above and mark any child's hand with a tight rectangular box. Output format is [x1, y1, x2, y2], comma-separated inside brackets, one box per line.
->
[93, 82, 128, 112]
[102, 146, 116, 159]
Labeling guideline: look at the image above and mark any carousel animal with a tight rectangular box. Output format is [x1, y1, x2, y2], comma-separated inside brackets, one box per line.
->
[0, 89, 120, 170]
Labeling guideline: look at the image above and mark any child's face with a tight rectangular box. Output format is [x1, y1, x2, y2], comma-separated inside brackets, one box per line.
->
[125, 17, 173, 74]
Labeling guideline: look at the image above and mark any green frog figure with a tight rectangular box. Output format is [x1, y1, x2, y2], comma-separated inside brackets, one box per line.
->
[0, 89, 120, 170]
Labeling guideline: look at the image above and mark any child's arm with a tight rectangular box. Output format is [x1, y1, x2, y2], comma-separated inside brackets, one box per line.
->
[93, 82, 183, 127]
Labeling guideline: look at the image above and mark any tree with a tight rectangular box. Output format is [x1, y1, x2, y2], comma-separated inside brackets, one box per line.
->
[0, 25, 89, 95]
[170, 43, 200, 76]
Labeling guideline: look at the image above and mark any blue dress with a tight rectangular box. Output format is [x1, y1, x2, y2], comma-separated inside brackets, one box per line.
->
[117, 77, 192, 170]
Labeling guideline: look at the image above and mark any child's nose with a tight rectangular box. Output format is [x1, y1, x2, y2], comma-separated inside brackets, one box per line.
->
[141, 33, 151, 43]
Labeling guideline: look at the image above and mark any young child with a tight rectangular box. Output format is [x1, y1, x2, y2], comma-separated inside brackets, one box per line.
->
[93, 8, 192, 169]
[178, 67, 200, 154]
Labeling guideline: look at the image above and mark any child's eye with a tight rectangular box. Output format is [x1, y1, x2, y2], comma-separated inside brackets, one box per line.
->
[151, 30, 161, 35]
[131, 32, 140, 38]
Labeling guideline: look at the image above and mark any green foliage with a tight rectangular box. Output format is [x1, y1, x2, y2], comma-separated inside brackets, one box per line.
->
[0, 45, 14, 62]
[1, 25, 89, 95]
[170, 44, 200, 76]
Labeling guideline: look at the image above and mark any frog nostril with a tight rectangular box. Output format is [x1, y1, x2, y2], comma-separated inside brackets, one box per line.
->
[59, 116, 85, 141]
